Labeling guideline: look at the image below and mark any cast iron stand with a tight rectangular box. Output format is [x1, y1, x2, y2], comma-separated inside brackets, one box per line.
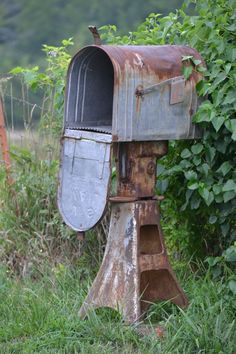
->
[79, 141, 188, 323]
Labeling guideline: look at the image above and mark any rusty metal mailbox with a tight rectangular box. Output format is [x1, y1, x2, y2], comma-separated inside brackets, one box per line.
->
[58, 38, 204, 323]
[64, 44, 201, 141]
[58, 44, 203, 232]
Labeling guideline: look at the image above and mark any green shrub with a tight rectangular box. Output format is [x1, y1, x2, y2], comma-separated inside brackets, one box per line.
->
[9, 38, 74, 134]
[0, 140, 106, 277]
[0, 143, 83, 276]
[101, 0, 236, 259]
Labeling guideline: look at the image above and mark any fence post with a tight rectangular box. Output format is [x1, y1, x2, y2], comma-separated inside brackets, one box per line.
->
[0, 96, 12, 185]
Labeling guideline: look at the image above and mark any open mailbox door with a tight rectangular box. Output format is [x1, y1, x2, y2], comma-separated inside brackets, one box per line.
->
[58, 129, 112, 231]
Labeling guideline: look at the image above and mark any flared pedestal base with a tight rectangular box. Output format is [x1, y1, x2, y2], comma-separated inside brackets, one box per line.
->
[79, 200, 188, 323]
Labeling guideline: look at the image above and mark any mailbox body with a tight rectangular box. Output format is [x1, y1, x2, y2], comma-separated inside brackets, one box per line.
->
[65, 45, 203, 141]
[58, 45, 203, 231]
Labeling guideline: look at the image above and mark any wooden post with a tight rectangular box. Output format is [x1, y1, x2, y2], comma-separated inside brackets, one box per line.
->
[0, 96, 12, 185]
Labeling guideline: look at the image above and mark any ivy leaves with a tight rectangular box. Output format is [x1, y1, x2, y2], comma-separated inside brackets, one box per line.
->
[181, 55, 205, 80]
[169, 0, 236, 247]
[177, 0, 236, 247]
[102, 0, 236, 254]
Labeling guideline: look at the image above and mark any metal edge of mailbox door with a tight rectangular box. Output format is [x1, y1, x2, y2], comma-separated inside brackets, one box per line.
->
[58, 129, 112, 232]
[90, 44, 204, 142]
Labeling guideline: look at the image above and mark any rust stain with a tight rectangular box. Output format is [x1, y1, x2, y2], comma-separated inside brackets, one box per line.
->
[112, 134, 119, 142]
[78, 138, 188, 323]
[135, 85, 143, 113]
[99, 44, 204, 87]
[79, 200, 188, 323]
[114, 141, 168, 199]
[68, 44, 204, 96]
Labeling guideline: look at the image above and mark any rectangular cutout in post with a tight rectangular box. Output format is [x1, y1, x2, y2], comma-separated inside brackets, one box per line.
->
[140, 224, 163, 255]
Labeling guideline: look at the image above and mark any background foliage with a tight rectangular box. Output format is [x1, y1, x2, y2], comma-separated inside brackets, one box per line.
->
[0, 0, 183, 127]
[0, 0, 183, 72]
[9, 38, 74, 133]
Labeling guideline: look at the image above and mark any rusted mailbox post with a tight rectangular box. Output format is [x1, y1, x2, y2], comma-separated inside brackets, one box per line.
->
[58, 34, 203, 323]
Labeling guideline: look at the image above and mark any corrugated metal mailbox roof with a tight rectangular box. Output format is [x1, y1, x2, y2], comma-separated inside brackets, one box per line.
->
[65, 44, 203, 141]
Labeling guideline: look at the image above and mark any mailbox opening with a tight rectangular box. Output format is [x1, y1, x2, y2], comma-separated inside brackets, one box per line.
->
[65, 47, 114, 134]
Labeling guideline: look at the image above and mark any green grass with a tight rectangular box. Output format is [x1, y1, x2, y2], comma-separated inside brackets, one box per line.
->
[0, 134, 235, 353]
[0, 266, 235, 354]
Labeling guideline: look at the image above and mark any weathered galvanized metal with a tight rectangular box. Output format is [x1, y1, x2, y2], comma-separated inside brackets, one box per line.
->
[58, 129, 112, 231]
[79, 199, 188, 323]
[65, 44, 203, 141]
[78, 140, 188, 323]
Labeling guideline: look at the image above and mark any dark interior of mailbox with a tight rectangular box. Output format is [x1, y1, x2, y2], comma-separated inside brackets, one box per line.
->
[65, 47, 114, 134]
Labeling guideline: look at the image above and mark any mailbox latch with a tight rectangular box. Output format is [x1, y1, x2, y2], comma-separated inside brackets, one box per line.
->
[135, 76, 185, 105]
[170, 76, 185, 104]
